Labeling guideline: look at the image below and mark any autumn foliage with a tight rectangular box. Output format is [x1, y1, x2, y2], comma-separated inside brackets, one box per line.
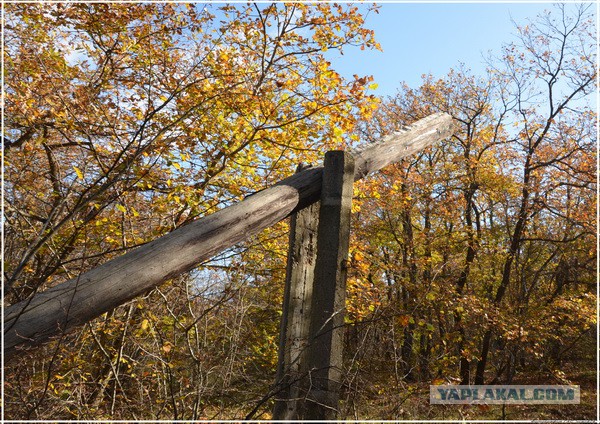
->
[3, 3, 596, 421]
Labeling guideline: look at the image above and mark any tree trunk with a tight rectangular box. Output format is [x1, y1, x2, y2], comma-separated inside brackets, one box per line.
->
[475, 154, 532, 385]
[456, 183, 478, 385]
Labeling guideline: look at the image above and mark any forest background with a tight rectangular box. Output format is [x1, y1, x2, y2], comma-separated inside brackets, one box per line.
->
[3, 2, 597, 421]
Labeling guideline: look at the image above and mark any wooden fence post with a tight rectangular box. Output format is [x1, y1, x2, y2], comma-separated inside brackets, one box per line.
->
[5, 113, 453, 360]
[273, 165, 319, 420]
[304, 150, 355, 420]
[274, 152, 355, 420]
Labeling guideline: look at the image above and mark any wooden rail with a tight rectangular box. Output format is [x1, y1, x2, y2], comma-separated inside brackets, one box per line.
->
[4, 113, 454, 360]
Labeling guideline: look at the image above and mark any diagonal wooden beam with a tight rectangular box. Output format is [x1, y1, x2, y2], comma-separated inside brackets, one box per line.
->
[4, 113, 454, 360]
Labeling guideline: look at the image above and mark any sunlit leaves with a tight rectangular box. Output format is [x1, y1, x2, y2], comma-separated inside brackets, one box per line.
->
[4, 2, 385, 419]
[344, 4, 595, 388]
[5, 2, 380, 301]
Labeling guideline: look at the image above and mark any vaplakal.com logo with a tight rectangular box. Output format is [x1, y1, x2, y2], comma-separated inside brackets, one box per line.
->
[429, 385, 580, 404]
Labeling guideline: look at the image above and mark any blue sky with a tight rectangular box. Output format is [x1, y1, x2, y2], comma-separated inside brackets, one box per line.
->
[324, 2, 564, 97]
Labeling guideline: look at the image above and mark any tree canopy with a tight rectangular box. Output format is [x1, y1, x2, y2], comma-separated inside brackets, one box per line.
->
[3, 3, 596, 421]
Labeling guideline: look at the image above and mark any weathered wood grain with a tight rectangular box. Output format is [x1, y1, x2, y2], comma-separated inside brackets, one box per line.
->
[303, 151, 354, 420]
[4, 113, 453, 359]
[273, 172, 319, 420]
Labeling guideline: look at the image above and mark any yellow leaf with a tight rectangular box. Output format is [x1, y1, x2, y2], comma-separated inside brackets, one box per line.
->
[73, 166, 84, 180]
[116, 204, 127, 213]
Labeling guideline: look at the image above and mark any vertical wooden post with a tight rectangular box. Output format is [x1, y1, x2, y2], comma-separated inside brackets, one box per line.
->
[274, 152, 355, 420]
[273, 165, 319, 420]
[305, 150, 355, 420]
